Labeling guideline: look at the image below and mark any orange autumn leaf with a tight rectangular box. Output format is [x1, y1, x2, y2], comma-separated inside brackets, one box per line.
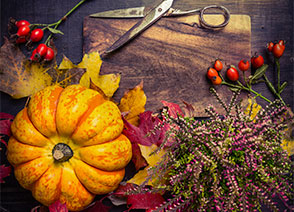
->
[119, 81, 146, 126]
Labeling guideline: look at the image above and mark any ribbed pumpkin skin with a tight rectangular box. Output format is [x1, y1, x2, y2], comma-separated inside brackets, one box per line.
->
[7, 84, 132, 211]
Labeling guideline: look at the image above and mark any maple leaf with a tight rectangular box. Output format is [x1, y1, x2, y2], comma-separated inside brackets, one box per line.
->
[0, 38, 53, 98]
[81, 200, 111, 212]
[123, 111, 167, 170]
[0, 39, 86, 98]
[119, 81, 146, 126]
[123, 111, 165, 146]
[59, 52, 120, 98]
[161, 100, 184, 118]
[0, 112, 14, 146]
[0, 165, 11, 183]
[48, 200, 68, 212]
[127, 192, 165, 211]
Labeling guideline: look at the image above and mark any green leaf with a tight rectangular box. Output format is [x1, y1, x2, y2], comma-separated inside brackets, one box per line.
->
[47, 27, 64, 35]
[250, 64, 268, 83]
[229, 87, 240, 92]
[280, 81, 288, 93]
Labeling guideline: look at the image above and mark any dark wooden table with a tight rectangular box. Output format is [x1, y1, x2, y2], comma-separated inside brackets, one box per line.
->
[1, 0, 293, 211]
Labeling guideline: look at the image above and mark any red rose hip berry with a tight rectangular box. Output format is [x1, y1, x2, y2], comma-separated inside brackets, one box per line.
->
[30, 28, 44, 42]
[44, 47, 55, 61]
[226, 66, 239, 81]
[251, 55, 264, 69]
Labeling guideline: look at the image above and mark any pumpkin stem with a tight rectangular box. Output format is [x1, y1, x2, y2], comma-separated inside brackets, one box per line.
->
[52, 143, 73, 162]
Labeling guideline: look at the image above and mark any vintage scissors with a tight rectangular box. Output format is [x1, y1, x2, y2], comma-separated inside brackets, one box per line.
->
[90, 0, 230, 55]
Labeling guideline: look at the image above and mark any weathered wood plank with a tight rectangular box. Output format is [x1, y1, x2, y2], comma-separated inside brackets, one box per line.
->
[83, 14, 251, 116]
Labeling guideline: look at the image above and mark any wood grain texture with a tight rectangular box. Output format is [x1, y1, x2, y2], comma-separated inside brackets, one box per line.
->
[83, 15, 251, 116]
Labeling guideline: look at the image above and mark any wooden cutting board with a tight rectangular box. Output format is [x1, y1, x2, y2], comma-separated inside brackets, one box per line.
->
[83, 14, 251, 116]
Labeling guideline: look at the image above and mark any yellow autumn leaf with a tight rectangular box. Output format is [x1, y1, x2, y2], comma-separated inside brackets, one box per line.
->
[281, 139, 294, 156]
[93, 73, 121, 98]
[13, 62, 53, 98]
[60, 52, 120, 98]
[0, 39, 54, 98]
[119, 81, 147, 126]
[58, 55, 75, 69]
[244, 98, 262, 119]
[128, 144, 166, 186]
[244, 98, 294, 156]
[139, 144, 166, 166]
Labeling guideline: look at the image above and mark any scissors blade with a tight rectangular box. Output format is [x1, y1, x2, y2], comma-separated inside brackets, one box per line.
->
[104, 0, 173, 55]
[90, 6, 146, 18]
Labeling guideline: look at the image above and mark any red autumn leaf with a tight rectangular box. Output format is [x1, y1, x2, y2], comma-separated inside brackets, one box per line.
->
[113, 183, 136, 196]
[49, 200, 68, 212]
[127, 192, 165, 211]
[123, 111, 166, 147]
[182, 100, 196, 117]
[161, 100, 184, 118]
[107, 183, 135, 206]
[130, 142, 148, 170]
[0, 112, 14, 146]
[0, 165, 11, 183]
[123, 111, 167, 170]
[81, 200, 111, 212]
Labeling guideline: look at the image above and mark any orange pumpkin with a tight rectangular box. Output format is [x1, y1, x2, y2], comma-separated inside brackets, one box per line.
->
[7, 84, 132, 211]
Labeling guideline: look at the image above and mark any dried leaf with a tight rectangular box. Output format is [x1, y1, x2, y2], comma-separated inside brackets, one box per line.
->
[0, 38, 53, 98]
[119, 81, 146, 126]
[49, 200, 68, 212]
[0, 165, 11, 183]
[0, 39, 87, 98]
[127, 192, 165, 210]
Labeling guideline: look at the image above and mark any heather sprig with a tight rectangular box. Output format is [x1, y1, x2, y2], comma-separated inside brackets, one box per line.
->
[137, 89, 293, 212]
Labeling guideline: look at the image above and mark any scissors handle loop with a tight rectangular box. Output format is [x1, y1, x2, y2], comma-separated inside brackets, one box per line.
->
[199, 5, 230, 29]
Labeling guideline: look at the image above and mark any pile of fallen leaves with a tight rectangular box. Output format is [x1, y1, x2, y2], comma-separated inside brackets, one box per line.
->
[1, 39, 294, 212]
[0, 38, 120, 99]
